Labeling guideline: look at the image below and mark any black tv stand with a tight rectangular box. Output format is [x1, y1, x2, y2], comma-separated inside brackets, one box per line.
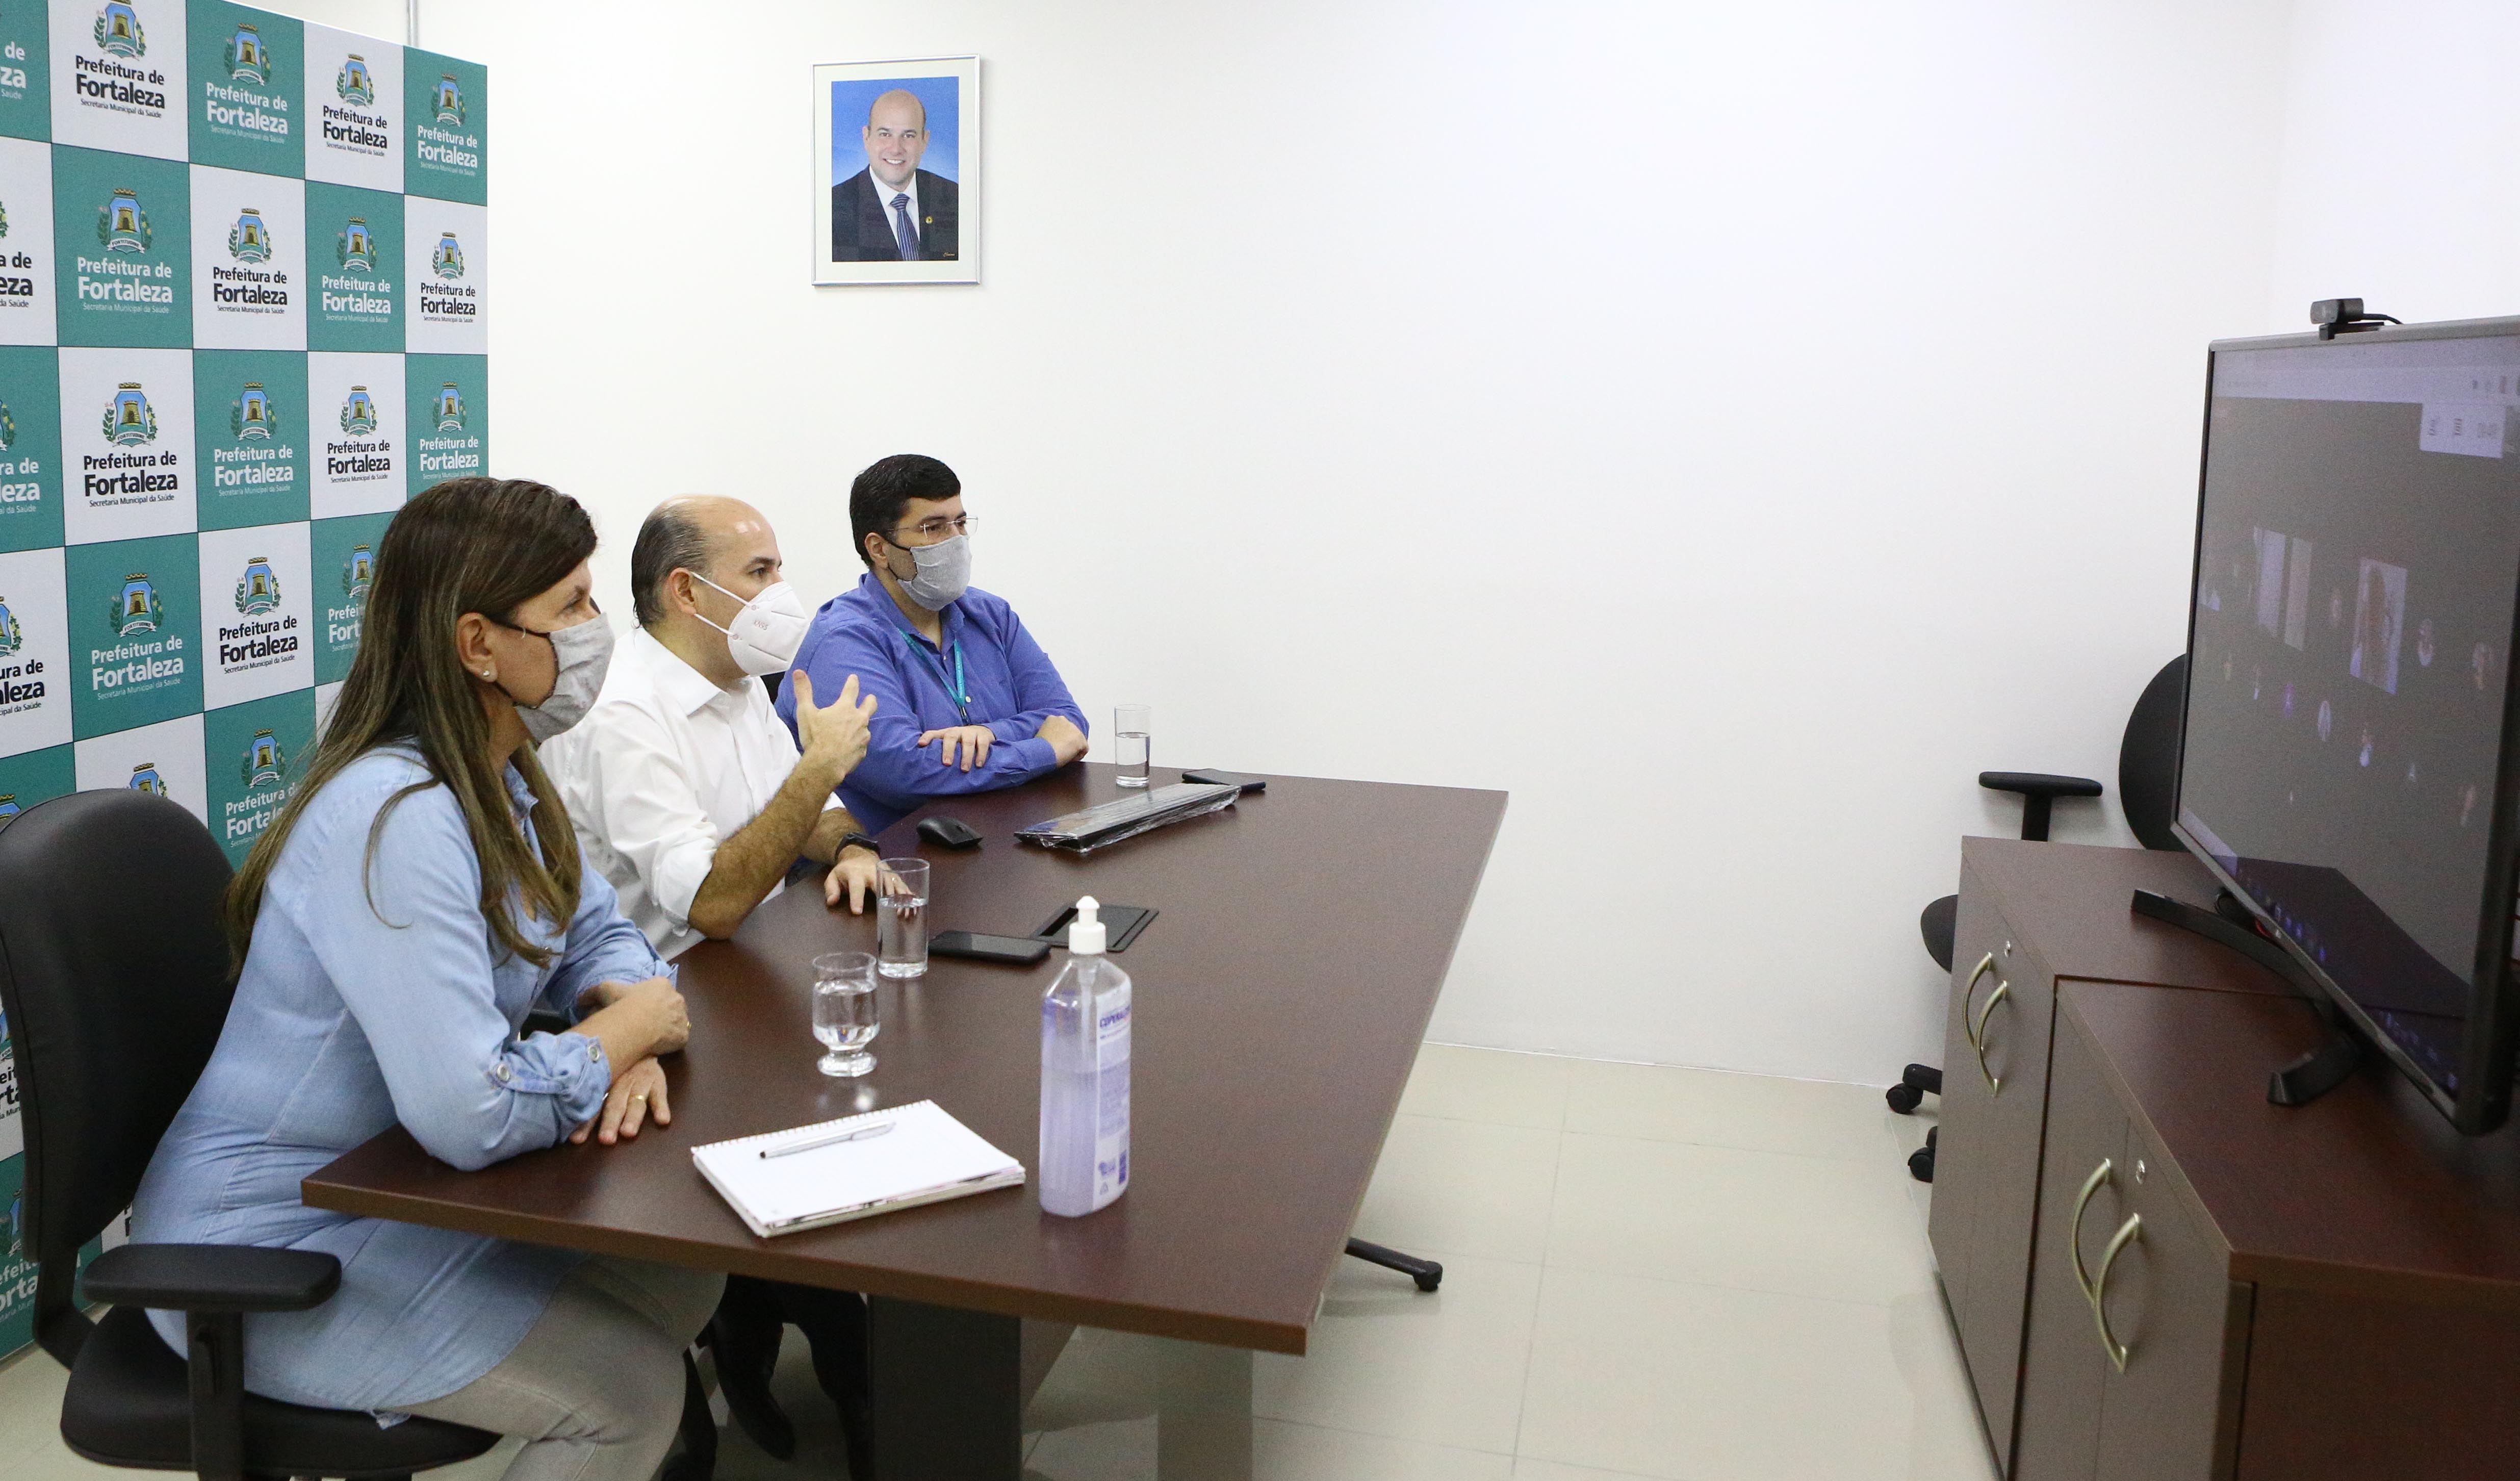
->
[2267, 1022, 2364, 1106]
[2129, 887, 2366, 1107]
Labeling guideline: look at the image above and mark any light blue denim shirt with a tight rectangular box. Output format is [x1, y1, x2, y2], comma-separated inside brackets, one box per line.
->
[130, 746, 670, 1413]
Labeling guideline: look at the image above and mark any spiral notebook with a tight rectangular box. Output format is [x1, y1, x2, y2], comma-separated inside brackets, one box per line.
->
[691, 1100, 1026, 1238]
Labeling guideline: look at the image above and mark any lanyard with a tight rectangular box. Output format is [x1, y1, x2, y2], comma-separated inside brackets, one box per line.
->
[897, 626, 970, 724]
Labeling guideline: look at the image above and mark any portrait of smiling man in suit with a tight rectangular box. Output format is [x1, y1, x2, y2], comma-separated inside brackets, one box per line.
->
[831, 87, 960, 263]
[815, 61, 978, 284]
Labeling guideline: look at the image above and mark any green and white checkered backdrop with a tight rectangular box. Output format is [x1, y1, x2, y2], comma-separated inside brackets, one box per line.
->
[0, 0, 487, 1356]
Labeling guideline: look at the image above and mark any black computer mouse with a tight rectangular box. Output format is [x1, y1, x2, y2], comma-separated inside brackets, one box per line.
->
[918, 815, 983, 849]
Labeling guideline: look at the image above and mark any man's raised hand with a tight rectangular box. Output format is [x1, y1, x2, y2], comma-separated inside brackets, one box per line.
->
[793, 670, 877, 780]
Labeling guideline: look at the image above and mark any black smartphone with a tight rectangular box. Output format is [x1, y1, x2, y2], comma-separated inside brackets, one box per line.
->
[931, 931, 1052, 965]
[1181, 769, 1267, 793]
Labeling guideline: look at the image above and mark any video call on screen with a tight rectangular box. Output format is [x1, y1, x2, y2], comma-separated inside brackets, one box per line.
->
[2183, 334, 2520, 1091]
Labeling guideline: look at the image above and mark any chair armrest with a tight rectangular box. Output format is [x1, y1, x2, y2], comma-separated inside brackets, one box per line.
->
[82, 1243, 341, 1314]
[1977, 772, 2103, 800]
[1976, 773, 2103, 844]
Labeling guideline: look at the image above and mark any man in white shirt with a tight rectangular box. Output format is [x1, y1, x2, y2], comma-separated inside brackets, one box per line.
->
[546, 495, 886, 959]
[541, 495, 883, 1470]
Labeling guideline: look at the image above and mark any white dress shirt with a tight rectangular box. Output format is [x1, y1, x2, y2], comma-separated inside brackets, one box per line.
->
[543, 626, 838, 959]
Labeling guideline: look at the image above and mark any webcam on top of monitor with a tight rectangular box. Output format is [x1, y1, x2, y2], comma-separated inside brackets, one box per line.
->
[2311, 297, 2403, 341]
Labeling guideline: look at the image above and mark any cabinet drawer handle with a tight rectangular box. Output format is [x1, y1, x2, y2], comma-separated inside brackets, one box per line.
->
[2092, 1213, 2144, 1372]
[2068, 1158, 2113, 1304]
[1971, 980, 2011, 1093]
[1961, 952, 1998, 1050]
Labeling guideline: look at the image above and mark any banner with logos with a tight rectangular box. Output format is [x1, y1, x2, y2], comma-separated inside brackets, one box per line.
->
[0, 1, 486, 1356]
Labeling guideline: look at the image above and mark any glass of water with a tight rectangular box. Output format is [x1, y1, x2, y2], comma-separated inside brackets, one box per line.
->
[811, 951, 880, 1078]
[1115, 703, 1151, 788]
[877, 858, 931, 978]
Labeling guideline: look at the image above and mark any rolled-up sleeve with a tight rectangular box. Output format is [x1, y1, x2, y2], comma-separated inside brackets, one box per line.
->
[577, 704, 719, 933]
[281, 778, 612, 1171]
[537, 856, 674, 1023]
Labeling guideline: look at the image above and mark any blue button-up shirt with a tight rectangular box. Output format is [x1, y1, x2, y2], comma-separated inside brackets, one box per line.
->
[130, 747, 669, 1413]
[779, 574, 1087, 832]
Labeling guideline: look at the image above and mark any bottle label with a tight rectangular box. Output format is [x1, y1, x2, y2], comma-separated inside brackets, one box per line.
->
[1094, 993, 1131, 1203]
[1096, 997, 1131, 1069]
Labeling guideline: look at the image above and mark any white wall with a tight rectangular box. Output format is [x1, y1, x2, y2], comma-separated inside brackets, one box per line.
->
[2266, 1, 2520, 333]
[333, 0, 2297, 1086]
[252, 0, 402, 44]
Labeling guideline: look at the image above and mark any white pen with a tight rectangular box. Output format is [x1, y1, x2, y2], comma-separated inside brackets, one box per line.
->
[760, 1121, 895, 1159]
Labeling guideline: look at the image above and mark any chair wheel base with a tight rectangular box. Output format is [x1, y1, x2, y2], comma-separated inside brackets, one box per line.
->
[1345, 1237, 1443, 1292]
[1886, 1083, 1923, 1114]
[1908, 1126, 1938, 1184]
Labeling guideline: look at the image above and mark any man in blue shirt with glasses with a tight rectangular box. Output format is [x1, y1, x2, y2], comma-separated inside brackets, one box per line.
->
[779, 453, 1088, 829]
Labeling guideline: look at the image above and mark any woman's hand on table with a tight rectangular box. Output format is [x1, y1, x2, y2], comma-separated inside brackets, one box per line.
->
[572, 1056, 670, 1145]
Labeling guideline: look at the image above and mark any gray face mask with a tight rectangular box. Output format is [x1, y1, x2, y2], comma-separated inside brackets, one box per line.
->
[505, 611, 615, 743]
[896, 533, 971, 611]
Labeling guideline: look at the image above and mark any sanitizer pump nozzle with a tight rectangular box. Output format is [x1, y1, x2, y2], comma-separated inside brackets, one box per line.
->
[1070, 896, 1106, 954]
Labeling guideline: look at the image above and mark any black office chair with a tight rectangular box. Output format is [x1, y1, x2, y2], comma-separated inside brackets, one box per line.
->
[0, 789, 500, 1481]
[1894, 656, 2187, 1182]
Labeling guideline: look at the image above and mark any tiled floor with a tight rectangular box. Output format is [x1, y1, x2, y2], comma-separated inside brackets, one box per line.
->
[0, 1046, 1994, 1481]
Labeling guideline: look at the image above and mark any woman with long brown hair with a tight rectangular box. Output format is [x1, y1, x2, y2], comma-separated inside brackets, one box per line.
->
[131, 478, 717, 1481]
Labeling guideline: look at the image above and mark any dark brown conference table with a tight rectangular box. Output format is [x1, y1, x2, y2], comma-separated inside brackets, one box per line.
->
[303, 762, 1504, 1480]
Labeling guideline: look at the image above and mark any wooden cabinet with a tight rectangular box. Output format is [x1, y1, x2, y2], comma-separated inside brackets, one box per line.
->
[1927, 869, 2058, 1467]
[1938, 840, 2520, 1481]
[2016, 1011, 2249, 1481]
[2232, 1288, 2520, 1478]
[2010, 1018, 2121, 1481]
[1929, 839, 2289, 1475]
[2088, 1096, 2250, 1480]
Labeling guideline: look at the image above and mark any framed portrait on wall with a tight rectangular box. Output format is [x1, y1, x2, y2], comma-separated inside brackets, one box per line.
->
[813, 56, 980, 285]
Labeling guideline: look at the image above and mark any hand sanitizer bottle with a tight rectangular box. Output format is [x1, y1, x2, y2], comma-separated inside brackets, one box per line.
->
[1040, 896, 1132, 1217]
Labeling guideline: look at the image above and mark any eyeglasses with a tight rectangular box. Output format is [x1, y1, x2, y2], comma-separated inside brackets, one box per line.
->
[885, 514, 974, 544]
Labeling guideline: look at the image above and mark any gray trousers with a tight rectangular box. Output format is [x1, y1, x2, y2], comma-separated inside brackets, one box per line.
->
[401, 1256, 726, 1481]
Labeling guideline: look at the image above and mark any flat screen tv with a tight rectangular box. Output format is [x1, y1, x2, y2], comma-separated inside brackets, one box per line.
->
[2178, 316, 2520, 1134]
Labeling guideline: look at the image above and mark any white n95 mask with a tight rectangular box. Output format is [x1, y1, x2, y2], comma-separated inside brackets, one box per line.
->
[690, 573, 810, 677]
[898, 533, 971, 612]
[512, 611, 615, 743]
